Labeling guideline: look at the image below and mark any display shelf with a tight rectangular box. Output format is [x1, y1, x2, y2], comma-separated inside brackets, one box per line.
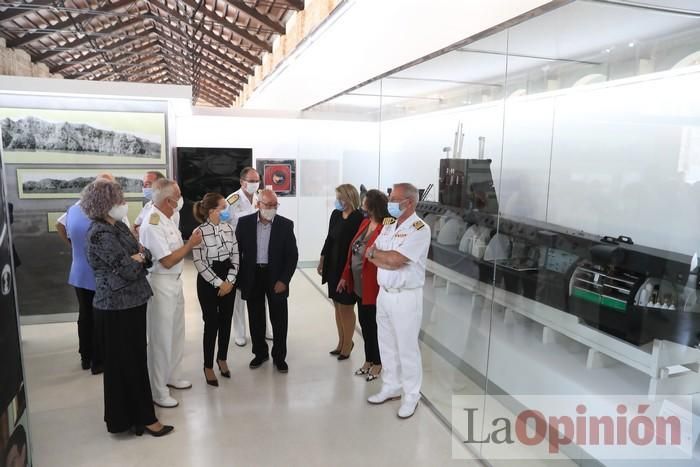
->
[425, 259, 700, 396]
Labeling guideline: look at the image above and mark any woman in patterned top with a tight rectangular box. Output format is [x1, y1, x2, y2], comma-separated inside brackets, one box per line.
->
[84, 179, 173, 437]
[192, 193, 239, 387]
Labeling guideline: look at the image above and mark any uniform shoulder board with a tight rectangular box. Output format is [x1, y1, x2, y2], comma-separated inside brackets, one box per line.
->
[149, 213, 160, 225]
[383, 217, 396, 226]
[413, 220, 426, 230]
[226, 193, 240, 205]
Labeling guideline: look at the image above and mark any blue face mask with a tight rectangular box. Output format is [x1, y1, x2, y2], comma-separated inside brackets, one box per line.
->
[334, 199, 345, 211]
[219, 209, 231, 222]
[387, 201, 405, 218]
[142, 187, 153, 200]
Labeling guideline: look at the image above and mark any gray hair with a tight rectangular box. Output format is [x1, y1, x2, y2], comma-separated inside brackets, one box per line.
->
[81, 179, 124, 220]
[394, 183, 419, 203]
[152, 178, 177, 205]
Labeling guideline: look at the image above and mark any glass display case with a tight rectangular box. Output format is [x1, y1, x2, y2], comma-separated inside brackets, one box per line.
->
[306, 0, 700, 464]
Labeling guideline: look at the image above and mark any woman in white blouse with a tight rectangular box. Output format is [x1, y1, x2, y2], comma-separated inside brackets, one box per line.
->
[192, 193, 239, 387]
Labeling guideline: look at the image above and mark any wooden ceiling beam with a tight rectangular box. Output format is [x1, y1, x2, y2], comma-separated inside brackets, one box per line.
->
[178, 0, 272, 52]
[67, 53, 164, 79]
[34, 16, 146, 62]
[56, 38, 159, 75]
[49, 30, 157, 73]
[157, 35, 245, 89]
[0, 0, 55, 23]
[7, 0, 136, 48]
[221, 0, 285, 35]
[153, 22, 254, 76]
[147, 0, 261, 66]
[160, 49, 242, 96]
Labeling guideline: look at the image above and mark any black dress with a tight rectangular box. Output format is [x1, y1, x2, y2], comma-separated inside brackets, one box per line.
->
[86, 221, 156, 433]
[321, 209, 363, 305]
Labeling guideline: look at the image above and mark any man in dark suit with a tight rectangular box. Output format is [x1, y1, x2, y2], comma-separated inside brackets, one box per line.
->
[235, 189, 298, 373]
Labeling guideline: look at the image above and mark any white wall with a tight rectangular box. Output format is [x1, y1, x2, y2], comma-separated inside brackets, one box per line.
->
[378, 67, 700, 257]
[174, 114, 379, 262]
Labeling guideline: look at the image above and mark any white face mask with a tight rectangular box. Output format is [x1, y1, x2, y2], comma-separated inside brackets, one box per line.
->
[260, 208, 276, 221]
[108, 203, 129, 221]
[173, 196, 184, 212]
[245, 182, 260, 195]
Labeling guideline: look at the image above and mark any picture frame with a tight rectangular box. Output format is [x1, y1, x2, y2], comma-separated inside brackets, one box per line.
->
[0, 108, 166, 165]
[256, 158, 296, 197]
[16, 168, 158, 199]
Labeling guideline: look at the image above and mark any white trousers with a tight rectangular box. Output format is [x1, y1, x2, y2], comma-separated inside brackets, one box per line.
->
[147, 274, 185, 400]
[376, 287, 423, 400]
[232, 289, 272, 339]
[232, 289, 247, 340]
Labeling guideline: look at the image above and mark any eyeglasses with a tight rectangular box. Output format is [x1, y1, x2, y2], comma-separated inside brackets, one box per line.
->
[260, 201, 279, 208]
[244, 179, 260, 183]
[389, 197, 408, 203]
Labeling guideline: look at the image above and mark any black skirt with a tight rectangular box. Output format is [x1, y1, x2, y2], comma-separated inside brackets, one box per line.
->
[102, 304, 157, 433]
[327, 277, 357, 305]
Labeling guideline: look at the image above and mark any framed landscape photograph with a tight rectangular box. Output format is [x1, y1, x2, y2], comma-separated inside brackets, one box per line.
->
[0, 108, 166, 165]
[256, 158, 296, 197]
[17, 168, 156, 199]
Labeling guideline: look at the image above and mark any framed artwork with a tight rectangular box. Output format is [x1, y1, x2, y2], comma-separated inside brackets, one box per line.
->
[256, 158, 296, 197]
[16, 168, 157, 199]
[0, 107, 166, 165]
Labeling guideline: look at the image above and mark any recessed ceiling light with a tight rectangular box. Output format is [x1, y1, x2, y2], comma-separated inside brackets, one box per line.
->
[604, 48, 612, 54]
[628, 42, 635, 47]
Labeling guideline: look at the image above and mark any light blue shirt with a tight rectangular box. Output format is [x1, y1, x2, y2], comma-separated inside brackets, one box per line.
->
[256, 215, 272, 264]
[65, 204, 96, 291]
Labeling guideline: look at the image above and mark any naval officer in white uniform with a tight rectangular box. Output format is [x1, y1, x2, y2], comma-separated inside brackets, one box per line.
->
[365, 183, 430, 419]
[139, 178, 203, 408]
[133, 171, 181, 237]
[225, 166, 273, 344]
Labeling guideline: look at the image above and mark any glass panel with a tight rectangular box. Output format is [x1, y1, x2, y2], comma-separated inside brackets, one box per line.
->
[376, 30, 510, 460]
[483, 1, 700, 464]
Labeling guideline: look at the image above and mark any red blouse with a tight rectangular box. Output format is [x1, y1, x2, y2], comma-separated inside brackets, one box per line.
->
[340, 218, 383, 305]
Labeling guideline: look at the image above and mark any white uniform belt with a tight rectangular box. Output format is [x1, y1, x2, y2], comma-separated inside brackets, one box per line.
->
[381, 286, 419, 294]
[151, 272, 182, 280]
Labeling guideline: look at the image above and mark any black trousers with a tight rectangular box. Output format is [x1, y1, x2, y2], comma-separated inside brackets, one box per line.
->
[356, 297, 381, 365]
[196, 261, 235, 369]
[102, 304, 157, 433]
[75, 287, 103, 367]
[247, 265, 288, 363]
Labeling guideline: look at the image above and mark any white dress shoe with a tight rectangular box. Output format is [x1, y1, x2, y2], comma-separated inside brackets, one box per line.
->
[367, 389, 402, 405]
[153, 396, 179, 408]
[398, 396, 420, 419]
[167, 380, 192, 390]
[234, 337, 247, 347]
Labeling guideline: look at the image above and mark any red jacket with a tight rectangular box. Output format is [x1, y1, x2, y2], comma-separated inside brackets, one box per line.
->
[340, 218, 383, 305]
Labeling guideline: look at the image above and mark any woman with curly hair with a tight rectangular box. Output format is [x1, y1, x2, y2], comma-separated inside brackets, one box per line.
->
[84, 178, 173, 437]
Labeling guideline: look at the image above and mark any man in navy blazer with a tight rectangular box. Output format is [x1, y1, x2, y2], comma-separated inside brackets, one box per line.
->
[235, 189, 298, 372]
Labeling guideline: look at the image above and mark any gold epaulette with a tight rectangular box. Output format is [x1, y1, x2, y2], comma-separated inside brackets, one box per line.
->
[413, 220, 425, 230]
[226, 193, 240, 205]
[383, 217, 396, 225]
[149, 213, 160, 225]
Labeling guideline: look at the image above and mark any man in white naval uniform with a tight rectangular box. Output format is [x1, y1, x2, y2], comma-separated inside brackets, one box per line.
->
[140, 179, 203, 408]
[365, 183, 430, 419]
[225, 167, 273, 344]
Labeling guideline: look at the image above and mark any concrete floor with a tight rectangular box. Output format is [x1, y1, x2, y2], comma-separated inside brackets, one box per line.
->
[20, 261, 478, 467]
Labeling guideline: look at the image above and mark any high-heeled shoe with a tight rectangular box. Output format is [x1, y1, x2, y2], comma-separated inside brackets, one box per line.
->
[338, 342, 354, 361]
[132, 424, 174, 437]
[354, 364, 371, 376]
[203, 368, 219, 387]
[329, 348, 341, 356]
[217, 360, 231, 378]
[366, 365, 382, 382]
